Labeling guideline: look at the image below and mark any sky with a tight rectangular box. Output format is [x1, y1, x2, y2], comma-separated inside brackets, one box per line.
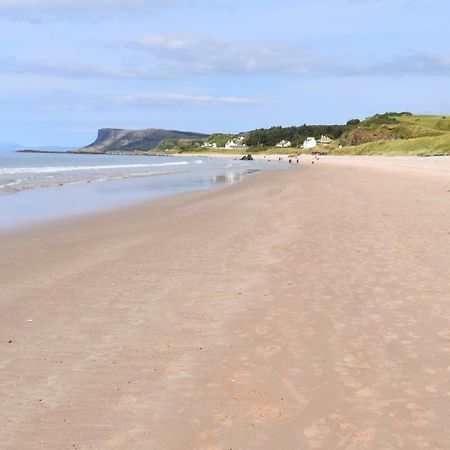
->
[0, 0, 449, 146]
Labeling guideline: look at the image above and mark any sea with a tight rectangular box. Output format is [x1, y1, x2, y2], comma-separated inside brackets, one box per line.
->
[0, 150, 284, 230]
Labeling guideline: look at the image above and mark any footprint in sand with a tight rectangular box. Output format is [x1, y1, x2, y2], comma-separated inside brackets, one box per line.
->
[350, 428, 376, 446]
[303, 420, 331, 448]
[341, 377, 363, 389]
[105, 436, 126, 448]
[255, 324, 270, 335]
[198, 429, 218, 440]
[121, 394, 138, 405]
[256, 345, 282, 358]
[232, 370, 251, 384]
[152, 342, 173, 353]
[329, 413, 344, 421]
[250, 402, 288, 422]
[356, 387, 377, 398]
[406, 402, 437, 428]
[213, 412, 233, 427]
[437, 329, 450, 340]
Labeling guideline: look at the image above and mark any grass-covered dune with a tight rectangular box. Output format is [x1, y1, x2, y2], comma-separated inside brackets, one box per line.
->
[334, 113, 450, 156]
[332, 134, 450, 156]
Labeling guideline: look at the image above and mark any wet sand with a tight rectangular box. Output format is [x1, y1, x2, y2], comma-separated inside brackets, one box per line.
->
[1, 157, 449, 449]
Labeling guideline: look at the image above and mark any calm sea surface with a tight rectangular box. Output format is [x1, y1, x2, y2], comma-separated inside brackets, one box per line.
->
[0, 150, 285, 230]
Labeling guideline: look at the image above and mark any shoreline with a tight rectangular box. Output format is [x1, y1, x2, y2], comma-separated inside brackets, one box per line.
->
[17, 146, 450, 163]
[1, 158, 449, 448]
[0, 167, 269, 238]
[0, 158, 288, 233]
[4, 153, 447, 233]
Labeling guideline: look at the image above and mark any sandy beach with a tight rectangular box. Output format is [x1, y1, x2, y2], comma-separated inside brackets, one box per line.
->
[1, 156, 449, 449]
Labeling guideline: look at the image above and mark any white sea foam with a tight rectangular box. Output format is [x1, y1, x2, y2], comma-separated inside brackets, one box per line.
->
[0, 179, 25, 189]
[0, 161, 191, 175]
[0, 169, 186, 191]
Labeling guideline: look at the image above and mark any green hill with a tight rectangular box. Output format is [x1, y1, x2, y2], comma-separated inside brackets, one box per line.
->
[336, 113, 450, 155]
[333, 134, 450, 156]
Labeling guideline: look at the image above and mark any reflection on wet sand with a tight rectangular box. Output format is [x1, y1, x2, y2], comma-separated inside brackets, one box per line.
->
[211, 172, 245, 185]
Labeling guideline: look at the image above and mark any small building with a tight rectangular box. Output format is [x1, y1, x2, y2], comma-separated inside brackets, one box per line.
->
[302, 137, 317, 150]
[225, 136, 247, 150]
[202, 142, 217, 149]
[275, 140, 292, 148]
[317, 135, 332, 146]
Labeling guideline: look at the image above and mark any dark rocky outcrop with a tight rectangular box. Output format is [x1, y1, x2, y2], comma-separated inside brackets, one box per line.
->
[80, 128, 208, 153]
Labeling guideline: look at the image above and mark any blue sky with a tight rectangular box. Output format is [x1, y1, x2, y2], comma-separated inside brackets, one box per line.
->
[0, 0, 449, 146]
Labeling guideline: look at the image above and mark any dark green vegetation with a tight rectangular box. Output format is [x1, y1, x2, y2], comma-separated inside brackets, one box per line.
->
[156, 138, 206, 152]
[205, 134, 235, 147]
[244, 124, 348, 147]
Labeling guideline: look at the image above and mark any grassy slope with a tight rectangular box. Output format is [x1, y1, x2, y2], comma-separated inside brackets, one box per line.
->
[331, 134, 450, 156]
[331, 114, 450, 156]
[172, 115, 450, 156]
[400, 114, 450, 131]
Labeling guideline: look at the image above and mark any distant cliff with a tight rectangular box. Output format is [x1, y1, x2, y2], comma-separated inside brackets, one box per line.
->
[80, 128, 209, 153]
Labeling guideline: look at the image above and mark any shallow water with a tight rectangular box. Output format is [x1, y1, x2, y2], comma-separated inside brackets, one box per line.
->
[0, 151, 285, 230]
[0, 151, 209, 191]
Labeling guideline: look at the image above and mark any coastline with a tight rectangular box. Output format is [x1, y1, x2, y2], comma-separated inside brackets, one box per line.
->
[0, 153, 284, 231]
[1, 157, 449, 449]
[0, 166, 283, 237]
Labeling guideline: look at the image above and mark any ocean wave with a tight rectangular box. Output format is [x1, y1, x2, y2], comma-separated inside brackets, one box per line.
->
[0, 178, 25, 189]
[0, 161, 192, 175]
[0, 169, 184, 192]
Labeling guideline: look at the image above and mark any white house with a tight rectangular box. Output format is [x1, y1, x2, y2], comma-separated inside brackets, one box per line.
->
[302, 137, 317, 150]
[201, 142, 217, 149]
[275, 140, 292, 148]
[225, 136, 247, 150]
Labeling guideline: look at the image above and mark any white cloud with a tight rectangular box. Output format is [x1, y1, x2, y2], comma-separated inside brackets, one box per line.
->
[114, 93, 271, 105]
[136, 34, 204, 51]
[0, 87, 270, 114]
[0, 34, 321, 79]
[0, 0, 172, 10]
[0, 0, 225, 19]
[131, 33, 319, 76]
[384, 53, 450, 76]
[0, 57, 126, 78]
[344, 53, 450, 76]
[131, 33, 450, 78]
[0, 56, 180, 79]
[2, 38, 449, 81]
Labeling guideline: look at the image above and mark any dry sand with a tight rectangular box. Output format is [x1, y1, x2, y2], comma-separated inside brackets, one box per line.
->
[1, 157, 449, 449]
